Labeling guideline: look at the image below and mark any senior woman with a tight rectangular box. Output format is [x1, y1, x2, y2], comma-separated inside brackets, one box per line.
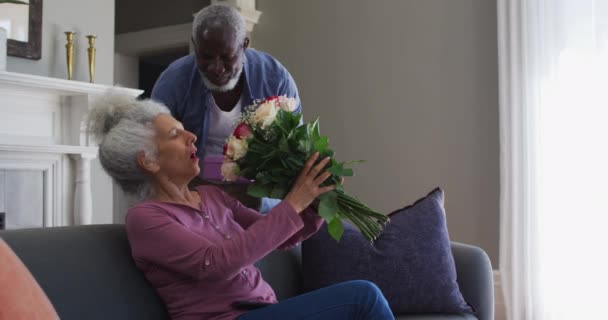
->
[87, 94, 394, 320]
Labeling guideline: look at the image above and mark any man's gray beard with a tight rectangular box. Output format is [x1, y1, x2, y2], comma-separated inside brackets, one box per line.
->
[200, 66, 243, 93]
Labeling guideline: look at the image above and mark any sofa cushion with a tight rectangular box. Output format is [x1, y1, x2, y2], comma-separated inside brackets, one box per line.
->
[255, 246, 303, 300]
[0, 225, 169, 320]
[302, 188, 474, 315]
[0, 239, 59, 320]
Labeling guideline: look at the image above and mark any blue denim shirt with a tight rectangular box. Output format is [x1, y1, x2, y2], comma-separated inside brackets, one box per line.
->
[151, 49, 300, 212]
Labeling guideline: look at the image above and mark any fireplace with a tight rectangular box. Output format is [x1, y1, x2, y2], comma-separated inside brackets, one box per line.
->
[0, 170, 43, 229]
[0, 71, 142, 228]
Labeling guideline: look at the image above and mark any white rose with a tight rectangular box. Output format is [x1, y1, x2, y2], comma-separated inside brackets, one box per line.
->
[278, 96, 297, 112]
[221, 160, 240, 182]
[254, 101, 278, 129]
[225, 136, 248, 160]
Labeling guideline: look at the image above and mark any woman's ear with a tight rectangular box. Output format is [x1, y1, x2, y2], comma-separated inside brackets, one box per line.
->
[137, 151, 160, 174]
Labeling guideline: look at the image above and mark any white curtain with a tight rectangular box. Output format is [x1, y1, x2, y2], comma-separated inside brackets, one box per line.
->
[498, 0, 608, 319]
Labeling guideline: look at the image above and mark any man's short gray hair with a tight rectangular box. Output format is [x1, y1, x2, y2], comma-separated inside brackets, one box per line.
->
[192, 3, 247, 46]
[87, 93, 170, 199]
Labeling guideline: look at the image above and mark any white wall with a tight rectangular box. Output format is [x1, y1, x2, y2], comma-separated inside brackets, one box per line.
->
[7, 0, 115, 84]
[254, 0, 500, 265]
[7, 0, 116, 224]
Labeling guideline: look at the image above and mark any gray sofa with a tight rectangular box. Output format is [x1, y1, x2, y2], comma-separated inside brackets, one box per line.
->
[0, 225, 493, 320]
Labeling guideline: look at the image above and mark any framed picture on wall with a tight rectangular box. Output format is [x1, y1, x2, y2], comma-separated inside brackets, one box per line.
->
[0, 0, 42, 60]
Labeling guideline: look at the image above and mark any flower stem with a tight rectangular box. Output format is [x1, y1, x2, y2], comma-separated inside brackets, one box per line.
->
[338, 202, 382, 240]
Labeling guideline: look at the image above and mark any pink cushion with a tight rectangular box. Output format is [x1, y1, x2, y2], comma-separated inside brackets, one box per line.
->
[0, 239, 59, 320]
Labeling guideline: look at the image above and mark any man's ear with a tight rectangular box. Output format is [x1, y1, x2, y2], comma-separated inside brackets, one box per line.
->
[137, 151, 160, 174]
[243, 37, 250, 51]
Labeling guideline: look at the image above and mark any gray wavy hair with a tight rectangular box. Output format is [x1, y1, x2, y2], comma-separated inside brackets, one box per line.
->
[192, 3, 247, 46]
[87, 93, 170, 199]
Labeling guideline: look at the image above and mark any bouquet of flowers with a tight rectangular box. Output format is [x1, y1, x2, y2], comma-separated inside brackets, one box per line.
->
[221, 96, 389, 241]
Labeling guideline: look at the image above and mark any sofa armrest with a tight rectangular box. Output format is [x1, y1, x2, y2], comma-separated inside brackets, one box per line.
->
[451, 242, 494, 320]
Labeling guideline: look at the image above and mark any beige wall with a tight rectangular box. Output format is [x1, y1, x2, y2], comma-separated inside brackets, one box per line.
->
[254, 0, 500, 265]
[7, 0, 116, 224]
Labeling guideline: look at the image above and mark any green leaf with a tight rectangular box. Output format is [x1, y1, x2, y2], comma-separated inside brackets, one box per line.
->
[291, 113, 303, 129]
[286, 156, 304, 169]
[344, 160, 366, 165]
[261, 150, 277, 159]
[313, 136, 329, 152]
[275, 109, 301, 134]
[318, 192, 338, 221]
[327, 162, 344, 175]
[327, 162, 354, 177]
[324, 149, 335, 158]
[305, 121, 313, 138]
[328, 218, 345, 241]
[247, 183, 272, 198]
[310, 118, 321, 141]
[297, 139, 312, 154]
[270, 186, 287, 199]
[279, 137, 289, 152]
[341, 168, 354, 177]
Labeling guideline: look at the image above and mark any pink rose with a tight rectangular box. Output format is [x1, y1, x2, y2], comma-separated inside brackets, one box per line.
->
[233, 122, 253, 139]
[221, 161, 240, 182]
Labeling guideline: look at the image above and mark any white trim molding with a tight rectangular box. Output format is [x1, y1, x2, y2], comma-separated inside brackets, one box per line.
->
[0, 144, 97, 156]
[0, 71, 141, 97]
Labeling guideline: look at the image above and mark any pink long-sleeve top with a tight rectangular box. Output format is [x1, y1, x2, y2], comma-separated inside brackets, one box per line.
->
[125, 185, 323, 320]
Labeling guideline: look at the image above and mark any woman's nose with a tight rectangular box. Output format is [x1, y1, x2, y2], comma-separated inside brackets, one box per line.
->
[186, 130, 197, 144]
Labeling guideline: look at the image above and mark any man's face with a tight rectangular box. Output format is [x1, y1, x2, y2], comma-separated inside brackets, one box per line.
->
[193, 26, 249, 92]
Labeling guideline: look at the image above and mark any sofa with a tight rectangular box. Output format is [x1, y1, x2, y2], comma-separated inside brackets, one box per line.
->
[0, 224, 493, 320]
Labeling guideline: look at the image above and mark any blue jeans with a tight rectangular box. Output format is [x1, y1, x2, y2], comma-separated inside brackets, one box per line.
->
[237, 280, 394, 320]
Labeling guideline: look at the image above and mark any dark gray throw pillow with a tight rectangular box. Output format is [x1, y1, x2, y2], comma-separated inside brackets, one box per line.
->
[302, 187, 474, 314]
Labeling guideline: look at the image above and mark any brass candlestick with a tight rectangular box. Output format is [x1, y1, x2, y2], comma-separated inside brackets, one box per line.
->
[86, 35, 97, 83]
[64, 32, 75, 80]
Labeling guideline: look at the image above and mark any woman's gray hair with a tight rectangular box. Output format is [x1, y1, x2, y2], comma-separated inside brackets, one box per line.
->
[87, 93, 170, 199]
[192, 3, 247, 46]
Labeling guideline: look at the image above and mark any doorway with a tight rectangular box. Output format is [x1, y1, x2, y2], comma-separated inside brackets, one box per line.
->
[138, 47, 190, 99]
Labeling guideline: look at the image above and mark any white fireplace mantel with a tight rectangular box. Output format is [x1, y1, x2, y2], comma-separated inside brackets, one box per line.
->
[0, 71, 141, 96]
[0, 71, 142, 227]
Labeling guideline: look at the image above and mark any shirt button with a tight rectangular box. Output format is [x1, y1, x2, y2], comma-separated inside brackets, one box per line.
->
[203, 214, 210, 219]
[242, 269, 249, 275]
[204, 259, 211, 266]
[225, 234, 231, 240]
[214, 225, 219, 229]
